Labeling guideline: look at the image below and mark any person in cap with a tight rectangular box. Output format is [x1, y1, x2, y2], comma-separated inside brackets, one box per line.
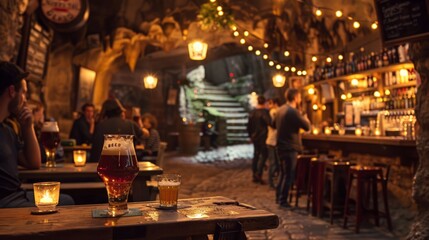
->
[0, 61, 73, 207]
[90, 98, 146, 162]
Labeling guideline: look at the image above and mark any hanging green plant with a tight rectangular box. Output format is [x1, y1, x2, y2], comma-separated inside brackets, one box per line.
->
[197, 2, 235, 30]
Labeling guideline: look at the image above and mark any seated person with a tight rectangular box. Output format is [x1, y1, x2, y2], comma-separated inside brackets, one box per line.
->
[141, 113, 160, 157]
[69, 103, 95, 145]
[90, 98, 146, 162]
[0, 61, 73, 207]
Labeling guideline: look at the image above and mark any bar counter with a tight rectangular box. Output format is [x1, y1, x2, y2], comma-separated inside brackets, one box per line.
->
[302, 134, 416, 147]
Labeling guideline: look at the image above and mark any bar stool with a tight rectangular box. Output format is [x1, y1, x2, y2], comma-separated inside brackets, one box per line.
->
[289, 155, 315, 207]
[343, 165, 392, 233]
[306, 157, 325, 216]
[323, 161, 351, 224]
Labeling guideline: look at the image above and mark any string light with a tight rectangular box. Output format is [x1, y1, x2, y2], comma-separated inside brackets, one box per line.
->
[218, 11, 224, 16]
[268, 61, 274, 66]
[353, 21, 360, 29]
[276, 64, 281, 70]
[247, 46, 253, 51]
[338, 55, 344, 60]
[371, 22, 378, 30]
[233, 31, 239, 37]
[326, 57, 332, 63]
[312, 104, 319, 110]
[297, 70, 302, 76]
[263, 54, 268, 59]
[210, 0, 216, 2]
[255, 50, 261, 55]
[244, 31, 249, 36]
[263, 43, 269, 48]
[240, 38, 245, 44]
[231, 25, 237, 31]
[311, 56, 318, 62]
[302, 70, 307, 75]
[284, 51, 290, 57]
[335, 10, 343, 18]
[308, 88, 315, 95]
[291, 67, 296, 72]
[341, 94, 346, 100]
[284, 66, 290, 72]
[216, 6, 222, 11]
[315, 9, 322, 16]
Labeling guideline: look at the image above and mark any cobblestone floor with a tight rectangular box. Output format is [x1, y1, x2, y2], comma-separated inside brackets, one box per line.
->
[162, 145, 403, 240]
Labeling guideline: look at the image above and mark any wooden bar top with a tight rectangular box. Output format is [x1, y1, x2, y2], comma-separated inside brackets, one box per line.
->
[302, 134, 416, 147]
[0, 196, 279, 240]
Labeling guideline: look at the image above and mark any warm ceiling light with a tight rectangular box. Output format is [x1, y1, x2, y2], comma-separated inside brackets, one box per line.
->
[143, 75, 158, 89]
[308, 88, 315, 95]
[218, 11, 224, 16]
[263, 43, 269, 48]
[353, 21, 360, 29]
[244, 31, 249, 36]
[297, 70, 302, 76]
[374, 91, 381, 97]
[291, 67, 296, 72]
[315, 9, 322, 16]
[217, 6, 222, 11]
[351, 78, 359, 86]
[311, 56, 318, 62]
[284, 66, 290, 72]
[255, 50, 261, 55]
[326, 57, 332, 63]
[263, 54, 268, 59]
[247, 46, 253, 51]
[233, 31, 239, 37]
[188, 40, 208, 60]
[335, 10, 343, 18]
[302, 70, 307, 75]
[312, 104, 319, 111]
[239, 38, 246, 44]
[371, 22, 378, 30]
[341, 94, 346, 100]
[272, 74, 286, 88]
[338, 55, 344, 60]
[284, 51, 290, 57]
[268, 61, 274, 66]
[276, 64, 281, 70]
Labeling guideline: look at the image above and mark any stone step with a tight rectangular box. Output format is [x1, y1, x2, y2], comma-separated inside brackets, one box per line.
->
[227, 133, 249, 137]
[208, 102, 242, 107]
[226, 119, 248, 124]
[227, 137, 250, 142]
[203, 89, 229, 95]
[226, 126, 248, 131]
[212, 107, 246, 112]
[222, 112, 248, 118]
[195, 95, 236, 102]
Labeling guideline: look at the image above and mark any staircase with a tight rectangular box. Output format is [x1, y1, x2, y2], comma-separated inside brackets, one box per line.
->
[195, 82, 249, 144]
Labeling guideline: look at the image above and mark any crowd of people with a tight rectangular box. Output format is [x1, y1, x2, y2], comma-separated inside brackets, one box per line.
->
[247, 89, 310, 208]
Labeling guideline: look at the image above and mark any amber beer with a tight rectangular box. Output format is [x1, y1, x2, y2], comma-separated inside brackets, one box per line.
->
[157, 174, 181, 209]
[41, 122, 60, 168]
[97, 135, 139, 217]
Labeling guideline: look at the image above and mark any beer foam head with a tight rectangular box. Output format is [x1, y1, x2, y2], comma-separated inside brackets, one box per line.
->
[158, 180, 180, 187]
[102, 134, 136, 155]
[42, 121, 59, 132]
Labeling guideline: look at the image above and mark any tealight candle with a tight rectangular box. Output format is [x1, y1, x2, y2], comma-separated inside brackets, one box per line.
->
[375, 128, 381, 136]
[355, 128, 362, 136]
[33, 182, 60, 213]
[324, 128, 332, 135]
[312, 128, 319, 135]
[73, 150, 87, 167]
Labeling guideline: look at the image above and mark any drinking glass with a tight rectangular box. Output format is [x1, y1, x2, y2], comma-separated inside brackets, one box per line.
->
[97, 135, 139, 217]
[156, 174, 181, 209]
[41, 121, 60, 168]
[33, 182, 60, 212]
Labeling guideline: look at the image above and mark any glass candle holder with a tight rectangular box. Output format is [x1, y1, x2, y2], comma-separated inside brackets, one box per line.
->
[375, 128, 381, 136]
[324, 127, 332, 135]
[312, 128, 319, 135]
[33, 182, 60, 213]
[355, 128, 362, 136]
[73, 150, 87, 167]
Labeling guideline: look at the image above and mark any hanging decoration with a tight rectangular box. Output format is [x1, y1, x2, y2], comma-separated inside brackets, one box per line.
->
[188, 40, 208, 60]
[197, 1, 234, 30]
[143, 75, 158, 89]
[272, 74, 286, 88]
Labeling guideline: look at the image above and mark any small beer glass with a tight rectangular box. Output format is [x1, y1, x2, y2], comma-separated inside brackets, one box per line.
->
[156, 174, 181, 209]
[41, 121, 60, 168]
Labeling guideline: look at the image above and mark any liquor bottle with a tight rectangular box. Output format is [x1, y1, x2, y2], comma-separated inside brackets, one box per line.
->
[382, 49, 389, 66]
[367, 75, 373, 88]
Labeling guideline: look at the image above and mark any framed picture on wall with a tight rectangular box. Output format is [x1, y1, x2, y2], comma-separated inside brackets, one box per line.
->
[76, 67, 96, 110]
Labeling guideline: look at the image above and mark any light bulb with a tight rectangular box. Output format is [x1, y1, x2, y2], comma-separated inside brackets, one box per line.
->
[338, 55, 344, 60]
[371, 22, 378, 30]
[263, 54, 268, 59]
[312, 56, 318, 62]
[308, 88, 315, 95]
[217, 6, 222, 11]
[335, 10, 343, 18]
[374, 91, 381, 97]
[312, 104, 319, 110]
[248, 46, 253, 51]
[240, 38, 245, 44]
[268, 61, 274, 66]
[322, 105, 327, 111]
[233, 31, 239, 37]
[400, 68, 408, 77]
[351, 78, 359, 86]
[255, 50, 261, 56]
[315, 9, 322, 16]
[218, 11, 224, 16]
[231, 25, 237, 31]
[326, 57, 332, 63]
[297, 70, 302, 76]
[284, 51, 290, 57]
[385, 89, 391, 95]
[302, 70, 307, 75]
[263, 43, 269, 48]
[244, 31, 249, 36]
[276, 64, 281, 70]
[291, 67, 296, 72]
[353, 21, 360, 29]
[341, 94, 346, 100]
[284, 66, 290, 72]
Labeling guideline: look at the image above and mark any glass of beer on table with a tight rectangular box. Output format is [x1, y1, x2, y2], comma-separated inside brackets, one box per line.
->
[156, 174, 181, 209]
[97, 135, 139, 217]
[41, 121, 60, 168]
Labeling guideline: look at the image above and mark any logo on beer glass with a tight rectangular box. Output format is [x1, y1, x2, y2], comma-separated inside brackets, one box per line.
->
[157, 174, 181, 209]
[41, 121, 60, 168]
[97, 135, 139, 217]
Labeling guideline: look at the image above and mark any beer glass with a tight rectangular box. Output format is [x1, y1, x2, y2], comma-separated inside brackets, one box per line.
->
[41, 121, 60, 168]
[156, 174, 181, 209]
[97, 135, 139, 217]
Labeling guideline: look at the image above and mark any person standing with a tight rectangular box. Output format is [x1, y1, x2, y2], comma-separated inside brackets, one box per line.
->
[0, 61, 73, 207]
[69, 103, 95, 145]
[247, 95, 271, 184]
[276, 89, 310, 208]
[266, 98, 280, 189]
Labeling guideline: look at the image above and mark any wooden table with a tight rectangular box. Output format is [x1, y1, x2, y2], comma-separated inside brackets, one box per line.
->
[19, 162, 163, 202]
[0, 196, 279, 240]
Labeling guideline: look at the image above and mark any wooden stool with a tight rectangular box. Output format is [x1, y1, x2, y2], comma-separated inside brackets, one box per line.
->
[306, 157, 326, 216]
[289, 155, 316, 207]
[323, 161, 351, 224]
[343, 165, 392, 233]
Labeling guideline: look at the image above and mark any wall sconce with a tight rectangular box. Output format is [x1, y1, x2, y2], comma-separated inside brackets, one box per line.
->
[143, 75, 158, 89]
[188, 40, 208, 60]
[272, 74, 286, 88]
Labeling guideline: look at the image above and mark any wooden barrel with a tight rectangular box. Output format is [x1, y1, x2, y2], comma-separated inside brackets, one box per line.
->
[179, 124, 201, 155]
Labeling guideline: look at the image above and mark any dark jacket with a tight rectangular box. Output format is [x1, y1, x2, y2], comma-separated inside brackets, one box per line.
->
[69, 116, 92, 145]
[247, 108, 271, 142]
[275, 104, 310, 152]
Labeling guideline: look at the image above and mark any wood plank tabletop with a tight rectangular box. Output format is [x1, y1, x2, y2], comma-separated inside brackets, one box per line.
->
[0, 196, 279, 240]
[62, 145, 145, 151]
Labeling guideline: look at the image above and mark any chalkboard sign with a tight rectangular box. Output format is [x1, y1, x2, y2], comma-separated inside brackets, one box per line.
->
[26, 22, 52, 79]
[375, 0, 429, 47]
